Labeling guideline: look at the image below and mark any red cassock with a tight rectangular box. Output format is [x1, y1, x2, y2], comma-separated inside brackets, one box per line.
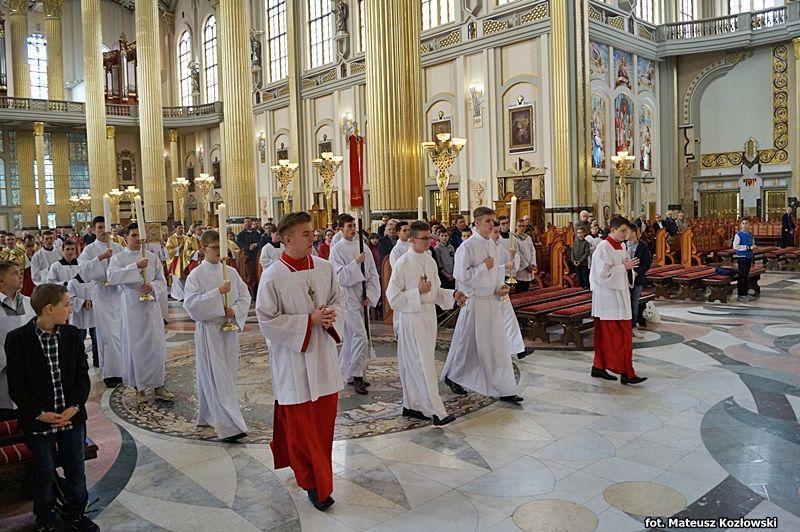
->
[593, 318, 636, 377]
[271, 392, 338, 501]
[21, 266, 34, 297]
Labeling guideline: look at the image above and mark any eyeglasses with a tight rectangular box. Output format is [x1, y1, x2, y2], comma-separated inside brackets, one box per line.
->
[413, 236, 432, 241]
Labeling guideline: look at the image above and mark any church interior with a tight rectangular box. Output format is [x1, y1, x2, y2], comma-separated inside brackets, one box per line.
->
[2, 0, 800, 530]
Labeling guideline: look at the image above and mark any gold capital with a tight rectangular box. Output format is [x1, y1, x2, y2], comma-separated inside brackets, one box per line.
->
[33, 122, 45, 136]
[106, 125, 116, 139]
[43, 0, 64, 19]
[8, 0, 27, 14]
[793, 38, 800, 61]
[169, 129, 179, 143]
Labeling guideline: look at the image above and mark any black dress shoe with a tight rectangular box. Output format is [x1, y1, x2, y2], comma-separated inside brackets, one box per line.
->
[444, 377, 467, 395]
[103, 377, 123, 388]
[307, 489, 335, 511]
[621, 375, 648, 385]
[222, 432, 247, 443]
[402, 408, 430, 420]
[69, 515, 100, 532]
[432, 414, 455, 426]
[354, 376, 370, 387]
[517, 347, 535, 359]
[92, 358, 100, 369]
[499, 395, 524, 403]
[352, 380, 368, 395]
[591, 367, 617, 381]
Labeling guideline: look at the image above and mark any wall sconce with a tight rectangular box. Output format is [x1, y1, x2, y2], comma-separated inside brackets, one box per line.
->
[163, 151, 169, 159]
[469, 82, 485, 128]
[343, 111, 358, 137]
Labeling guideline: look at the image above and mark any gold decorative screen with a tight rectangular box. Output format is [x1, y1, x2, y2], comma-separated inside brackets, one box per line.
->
[700, 191, 739, 219]
[763, 189, 786, 222]
[431, 189, 460, 224]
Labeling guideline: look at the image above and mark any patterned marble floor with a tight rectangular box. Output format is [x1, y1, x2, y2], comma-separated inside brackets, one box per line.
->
[3, 273, 800, 531]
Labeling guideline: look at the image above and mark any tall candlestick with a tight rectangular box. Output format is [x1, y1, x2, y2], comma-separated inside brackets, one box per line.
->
[509, 196, 517, 238]
[505, 195, 518, 294]
[218, 203, 228, 260]
[418, 196, 424, 221]
[134, 195, 146, 237]
[103, 194, 112, 225]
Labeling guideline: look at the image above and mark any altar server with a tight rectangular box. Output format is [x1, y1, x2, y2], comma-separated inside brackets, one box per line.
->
[47, 240, 80, 286]
[328, 214, 380, 395]
[166, 225, 191, 301]
[108, 223, 174, 403]
[512, 220, 536, 292]
[491, 223, 534, 360]
[387, 221, 466, 425]
[256, 212, 345, 512]
[259, 229, 285, 272]
[183, 231, 250, 442]
[389, 221, 413, 268]
[589, 215, 646, 385]
[441, 207, 522, 402]
[77, 217, 124, 387]
[30, 231, 63, 286]
[0, 261, 36, 415]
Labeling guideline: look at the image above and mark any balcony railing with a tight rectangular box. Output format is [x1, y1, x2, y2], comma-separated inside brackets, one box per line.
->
[162, 102, 221, 118]
[659, 5, 789, 41]
[0, 97, 223, 123]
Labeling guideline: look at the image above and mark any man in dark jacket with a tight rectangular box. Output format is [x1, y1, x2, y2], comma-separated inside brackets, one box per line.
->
[377, 220, 397, 266]
[781, 207, 796, 248]
[449, 215, 467, 249]
[627, 225, 652, 337]
[570, 227, 590, 288]
[236, 218, 262, 296]
[6, 283, 97, 532]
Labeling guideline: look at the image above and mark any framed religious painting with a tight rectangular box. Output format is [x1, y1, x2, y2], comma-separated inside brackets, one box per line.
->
[508, 100, 535, 154]
[318, 137, 333, 157]
[118, 150, 136, 185]
[430, 116, 452, 143]
[276, 146, 289, 162]
[212, 160, 221, 188]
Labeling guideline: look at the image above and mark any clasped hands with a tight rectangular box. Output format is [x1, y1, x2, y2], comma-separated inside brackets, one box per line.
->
[311, 305, 337, 328]
[37, 406, 78, 429]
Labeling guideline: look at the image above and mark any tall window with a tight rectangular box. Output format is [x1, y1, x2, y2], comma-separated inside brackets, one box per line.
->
[8, 131, 19, 206]
[33, 133, 55, 207]
[267, 0, 289, 81]
[358, 0, 366, 53]
[308, 0, 334, 69]
[27, 33, 48, 99]
[730, 0, 783, 13]
[68, 133, 90, 198]
[635, 0, 655, 22]
[422, 0, 456, 30]
[203, 17, 219, 102]
[0, 157, 6, 207]
[679, 0, 695, 21]
[178, 31, 193, 107]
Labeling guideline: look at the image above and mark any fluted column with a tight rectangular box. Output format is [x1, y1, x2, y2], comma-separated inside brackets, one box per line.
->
[81, 0, 109, 215]
[364, 0, 424, 218]
[33, 123, 49, 228]
[219, 0, 257, 219]
[8, 0, 30, 98]
[793, 38, 800, 197]
[18, 132, 37, 228]
[44, 0, 71, 227]
[106, 126, 117, 194]
[169, 129, 179, 187]
[136, 0, 168, 222]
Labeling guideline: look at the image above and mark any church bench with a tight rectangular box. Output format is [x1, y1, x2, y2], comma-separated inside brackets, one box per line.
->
[673, 267, 718, 301]
[717, 246, 778, 267]
[703, 266, 765, 303]
[764, 247, 799, 270]
[510, 286, 587, 309]
[647, 265, 713, 299]
[549, 292, 656, 348]
[0, 419, 23, 447]
[517, 293, 593, 342]
[647, 264, 683, 276]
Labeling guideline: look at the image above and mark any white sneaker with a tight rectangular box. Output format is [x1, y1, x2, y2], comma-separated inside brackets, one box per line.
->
[154, 386, 175, 401]
[632, 328, 645, 339]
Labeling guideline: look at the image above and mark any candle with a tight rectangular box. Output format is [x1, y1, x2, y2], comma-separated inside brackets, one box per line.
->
[134, 195, 146, 239]
[103, 194, 112, 225]
[218, 203, 227, 260]
[510, 196, 518, 234]
[418, 196, 424, 221]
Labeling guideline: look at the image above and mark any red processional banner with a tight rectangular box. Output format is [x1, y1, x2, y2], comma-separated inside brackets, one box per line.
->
[348, 134, 365, 208]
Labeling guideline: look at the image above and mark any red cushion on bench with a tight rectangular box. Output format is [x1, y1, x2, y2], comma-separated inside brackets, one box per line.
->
[0, 419, 21, 438]
[0, 442, 32, 465]
[674, 268, 716, 281]
[510, 287, 585, 306]
[553, 303, 593, 316]
[518, 294, 592, 314]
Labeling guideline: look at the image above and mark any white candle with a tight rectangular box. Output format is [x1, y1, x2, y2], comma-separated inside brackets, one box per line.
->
[103, 194, 112, 225]
[134, 195, 146, 239]
[510, 196, 518, 234]
[218, 203, 227, 260]
[418, 196, 424, 221]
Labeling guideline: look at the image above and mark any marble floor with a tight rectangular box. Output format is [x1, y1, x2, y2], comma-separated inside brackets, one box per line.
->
[3, 272, 800, 531]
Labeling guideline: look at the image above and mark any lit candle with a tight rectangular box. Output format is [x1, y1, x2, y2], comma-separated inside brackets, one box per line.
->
[509, 196, 517, 235]
[418, 196, 424, 221]
[218, 203, 227, 260]
[103, 194, 112, 225]
[134, 195, 146, 238]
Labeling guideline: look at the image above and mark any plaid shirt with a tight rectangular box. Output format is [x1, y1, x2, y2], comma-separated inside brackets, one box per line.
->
[32, 324, 70, 435]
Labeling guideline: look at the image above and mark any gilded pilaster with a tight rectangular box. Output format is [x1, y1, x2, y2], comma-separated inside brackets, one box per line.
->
[51, 132, 71, 226]
[286, 0, 305, 211]
[169, 129, 180, 194]
[793, 38, 800, 196]
[364, 0, 424, 217]
[219, 0, 257, 219]
[80, 0, 109, 215]
[106, 126, 117, 194]
[135, 0, 168, 222]
[17, 131, 37, 228]
[33, 123, 49, 228]
[8, 0, 30, 98]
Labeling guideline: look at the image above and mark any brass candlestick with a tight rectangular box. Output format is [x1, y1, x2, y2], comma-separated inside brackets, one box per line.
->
[422, 133, 466, 226]
[611, 151, 636, 215]
[109, 188, 123, 224]
[271, 160, 300, 213]
[69, 195, 80, 228]
[194, 173, 216, 226]
[122, 186, 140, 222]
[171, 177, 190, 226]
[312, 152, 343, 228]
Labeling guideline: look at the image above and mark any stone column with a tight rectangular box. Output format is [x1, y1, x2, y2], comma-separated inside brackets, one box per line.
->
[793, 38, 800, 197]
[219, 0, 257, 219]
[81, 0, 109, 215]
[285, 0, 305, 211]
[8, 0, 30, 98]
[107, 126, 117, 194]
[18, 132, 37, 228]
[33, 123, 49, 228]
[44, 0, 72, 227]
[363, 0, 424, 219]
[135, 0, 168, 222]
[169, 129, 180, 188]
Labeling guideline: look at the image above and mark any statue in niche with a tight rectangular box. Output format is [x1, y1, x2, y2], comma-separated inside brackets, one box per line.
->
[251, 34, 262, 69]
[467, 20, 477, 40]
[190, 62, 201, 96]
[335, 0, 349, 34]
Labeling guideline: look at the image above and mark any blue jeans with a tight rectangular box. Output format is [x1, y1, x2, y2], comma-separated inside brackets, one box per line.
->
[77, 327, 98, 365]
[25, 422, 88, 525]
[630, 285, 644, 327]
[737, 257, 752, 296]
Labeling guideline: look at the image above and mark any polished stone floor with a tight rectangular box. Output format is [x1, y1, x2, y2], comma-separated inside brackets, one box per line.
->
[3, 272, 800, 531]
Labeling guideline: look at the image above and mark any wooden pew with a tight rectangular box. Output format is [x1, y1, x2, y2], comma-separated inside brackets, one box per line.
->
[703, 266, 765, 303]
[517, 293, 593, 342]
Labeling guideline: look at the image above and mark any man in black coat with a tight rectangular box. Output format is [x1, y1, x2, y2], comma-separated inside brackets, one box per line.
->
[781, 207, 796, 248]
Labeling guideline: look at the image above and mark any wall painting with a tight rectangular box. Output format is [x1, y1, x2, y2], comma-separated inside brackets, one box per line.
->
[614, 93, 634, 155]
[590, 94, 607, 169]
[613, 49, 633, 89]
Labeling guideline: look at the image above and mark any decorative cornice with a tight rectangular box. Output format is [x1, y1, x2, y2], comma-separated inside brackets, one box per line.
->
[43, 0, 64, 19]
[168, 129, 179, 142]
[33, 122, 45, 136]
[106, 125, 116, 139]
[8, 0, 28, 15]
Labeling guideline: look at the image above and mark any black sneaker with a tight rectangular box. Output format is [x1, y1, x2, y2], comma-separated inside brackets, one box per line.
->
[591, 367, 617, 381]
[402, 408, 430, 420]
[432, 414, 456, 426]
[70, 515, 100, 532]
[517, 347, 535, 359]
[222, 432, 248, 443]
[444, 377, 467, 395]
[103, 377, 123, 388]
[499, 395, 524, 403]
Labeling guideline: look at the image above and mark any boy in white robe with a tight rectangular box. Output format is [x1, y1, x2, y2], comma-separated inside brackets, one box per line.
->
[77, 216, 124, 387]
[108, 223, 174, 403]
[491, 223, 534, 360]
[387, 221, 466, 425]
[259, 230, 285, 272]
[389, 221, 412, 268]
[184, 231, 251, 442]
[328, 214, 381, 395]
[256, 212, 345, 512]
[0, 261, 36, 417]
[30, 231, 63, 286]
[512, 221, 537, 292]
[441, 206, 523, 403]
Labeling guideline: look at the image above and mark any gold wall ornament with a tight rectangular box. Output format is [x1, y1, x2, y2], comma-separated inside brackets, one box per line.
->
[611, 151, 635, 214]
[171, 177, 190, 226]
[69, 196, 80, 227]
[194, 173, 216, 226]
[271, 160, 300, 213]
[311, 153, 343, 228]
[422, 133, 467, 226]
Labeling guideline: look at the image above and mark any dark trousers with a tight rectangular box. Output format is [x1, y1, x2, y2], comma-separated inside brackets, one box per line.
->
[737, 257, 752, 296]
[630, 285, 644, 326]
[244, 257, 259, 297]
[575, 265, 590, 289]
[77, 327, 98, 366]
[25, 423, 88, 525]
[515, 280, 531, 292]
